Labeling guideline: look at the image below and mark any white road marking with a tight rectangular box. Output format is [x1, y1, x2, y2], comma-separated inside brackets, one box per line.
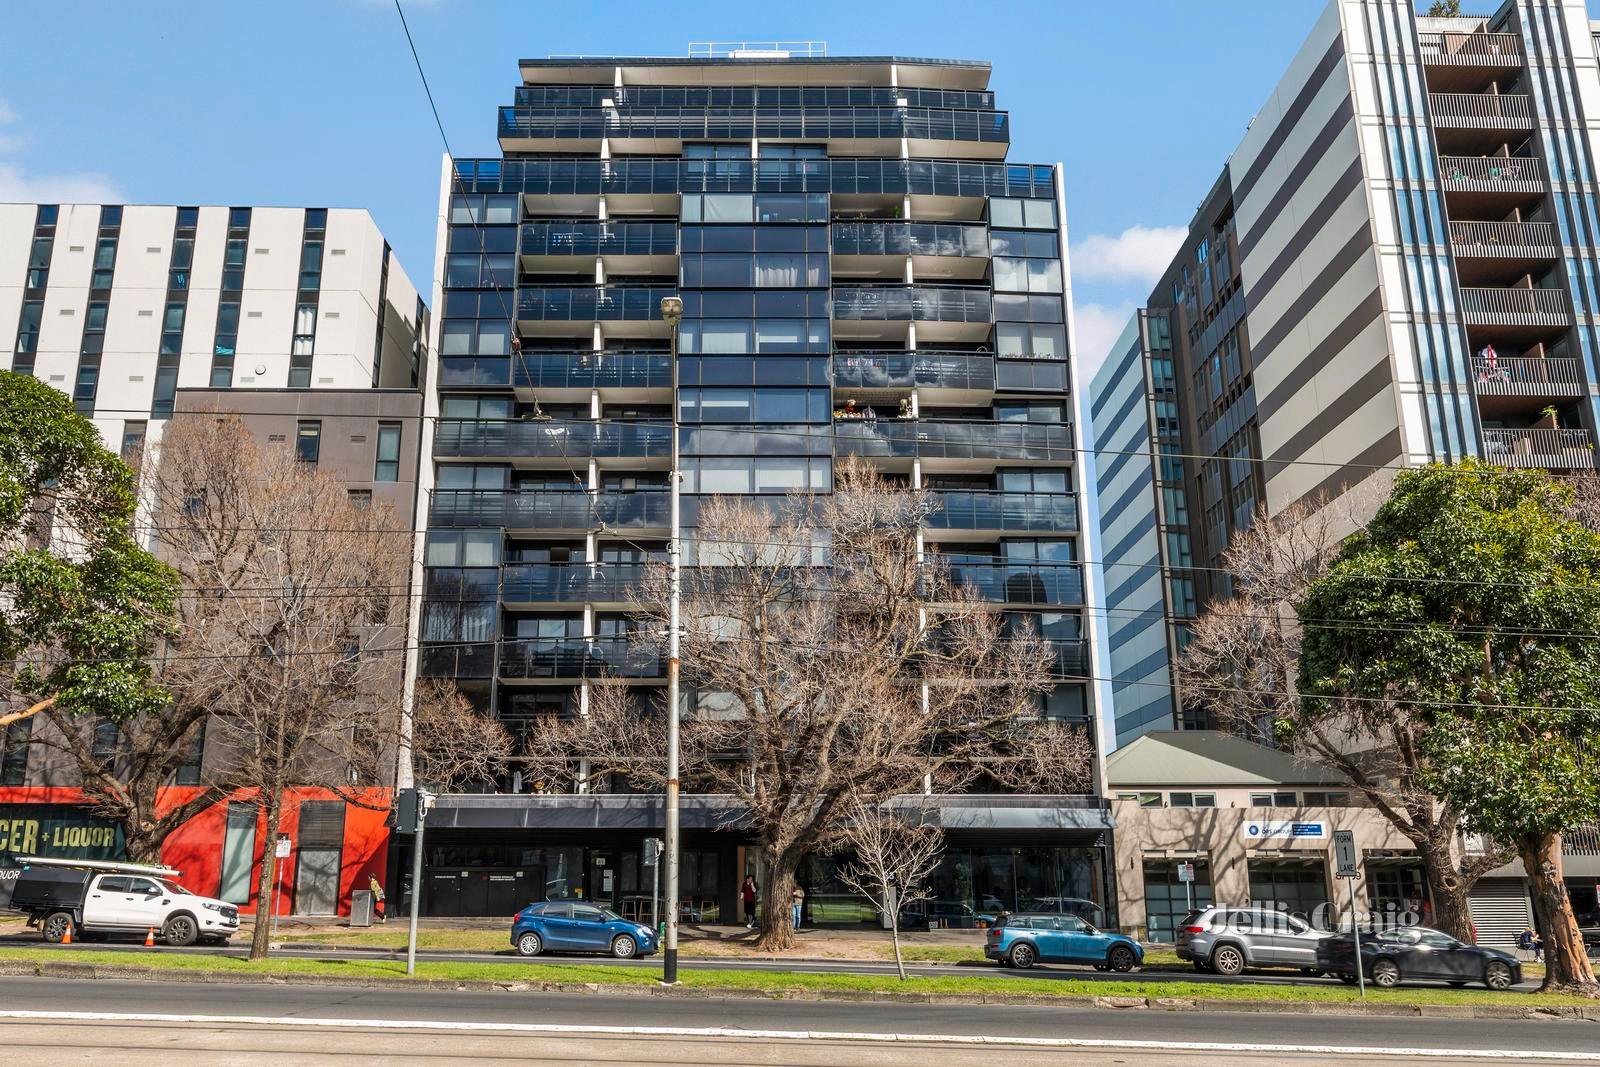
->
[0, 1009, 1592, 1061]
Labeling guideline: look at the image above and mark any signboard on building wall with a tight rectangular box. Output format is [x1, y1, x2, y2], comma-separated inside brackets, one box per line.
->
[0, 804, 127, 908]
[1241, 820, 1327, 841]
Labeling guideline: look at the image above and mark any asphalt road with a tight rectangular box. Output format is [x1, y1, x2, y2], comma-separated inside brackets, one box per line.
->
[1, 933, 1546, 991]
[0, 976, 1594, 1064]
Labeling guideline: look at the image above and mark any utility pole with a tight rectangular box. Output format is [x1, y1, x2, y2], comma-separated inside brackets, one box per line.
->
[400, 788, 433, 976]
[659, 295, 684, 986]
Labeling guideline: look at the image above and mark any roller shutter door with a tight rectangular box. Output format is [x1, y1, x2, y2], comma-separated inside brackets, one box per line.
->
[1468, 877, 1530, 948]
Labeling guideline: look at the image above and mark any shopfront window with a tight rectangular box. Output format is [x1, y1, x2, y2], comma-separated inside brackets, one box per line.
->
[1142, 859, 1213, 941]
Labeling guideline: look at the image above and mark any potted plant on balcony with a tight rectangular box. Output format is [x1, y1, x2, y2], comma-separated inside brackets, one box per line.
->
[1538, 405, 1560, 429]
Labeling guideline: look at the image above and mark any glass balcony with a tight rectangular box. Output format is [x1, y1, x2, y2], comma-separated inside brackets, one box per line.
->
[520, 220, 678, 257]
[501, 562, 648, 604]
[941, 560, 1083, 606]
[433, 419, 672, 461]
[498, 106, 1010, 146]
[452, 157, 1057, 200]
[498, 637, 664, 679]
[834, 419, 1075, 462]
[831, 352, 995, 392]
[924, 490, 1079, 534]
[1045, 639, 1091, 678]
[512, 85, 998, 111]
[518, 286, 676, 322]
[438, 353, 673, 391]
[1482, 427, 1594, 468]
[430, 489, 669, 530]
[833, 286, 992, 323]
[831, 222, 989, 258]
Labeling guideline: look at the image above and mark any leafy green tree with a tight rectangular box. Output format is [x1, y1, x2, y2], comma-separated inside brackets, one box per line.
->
[1426, 0, 1462, 17]
[1298, 463, 1600, 993]
[0, 371, 176, 733]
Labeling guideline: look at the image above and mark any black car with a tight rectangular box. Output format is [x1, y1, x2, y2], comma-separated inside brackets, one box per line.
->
[1317, 926, 1521, 990]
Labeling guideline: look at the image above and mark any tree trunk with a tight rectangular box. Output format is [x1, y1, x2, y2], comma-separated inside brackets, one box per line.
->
[122, 777, 163, 865]
[1520, 832, 1599, 994]
[1417, 840, 1475, 943]
[890, 913, 905, 980]
[248, 791, 284, 962]
[754, 847, 799, 952]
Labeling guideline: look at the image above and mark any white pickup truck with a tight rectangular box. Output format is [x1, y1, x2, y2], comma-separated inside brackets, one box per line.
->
[9, 857, 239, 946]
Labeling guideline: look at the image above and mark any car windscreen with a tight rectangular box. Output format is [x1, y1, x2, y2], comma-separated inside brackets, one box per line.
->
[601, 908, 623, 922]
[156, 878, 190, 895]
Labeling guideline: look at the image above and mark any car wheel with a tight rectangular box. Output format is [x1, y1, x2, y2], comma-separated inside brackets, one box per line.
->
[163, 914, 198, 948]
[1008, 942, 1037, 970]
[611, 934, 637, 959]
[1337, 972, 1359, 985]
[1107, 945, 1138, 973]
[1299, 968, 1325, 978]
[41, 912, 73, 944]
[1210, 944, 1245, 977]
[515, 931, 543, 957]
[1484, 961, 1513, 991]
[1371, 958, 1401, 988]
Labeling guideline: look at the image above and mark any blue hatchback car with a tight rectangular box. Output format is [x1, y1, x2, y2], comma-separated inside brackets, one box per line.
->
[511, 900, 657, 959]
[985, 911, 1143, 971]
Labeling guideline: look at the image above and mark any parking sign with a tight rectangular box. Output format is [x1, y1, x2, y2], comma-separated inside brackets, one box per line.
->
[1177, 862, 1195, 883]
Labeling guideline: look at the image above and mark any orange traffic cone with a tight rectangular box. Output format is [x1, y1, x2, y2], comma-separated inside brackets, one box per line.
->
[60, 922, 71, 945]
[144, 927, 156, 947]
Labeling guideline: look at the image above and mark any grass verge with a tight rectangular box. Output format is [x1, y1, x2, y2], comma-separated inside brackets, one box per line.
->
[0, 947, 1589, 1010]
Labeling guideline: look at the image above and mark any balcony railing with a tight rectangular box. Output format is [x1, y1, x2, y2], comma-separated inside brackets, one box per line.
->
[1482, 427, 1594, 468]
[1458, 287, 1571, 325]
[1449, 220, 1558, 256]
[501, 562, 648, 604]
[1429, 92, 1533, 129]
[831, 352, 996, 393]
[834, 419, 1075, 462]
[1564, 824, 1600, 856]
[833, 286, 992, 323]
[433, 419, 672, 460]
[517, 286, 676, 322]
[498, 106, 1011, 145]
[831, 222, 990, 258]
[1472, 355, 1583, 395]
[941, 560, 1084, 606]
[430, 489, 669, 530]
[452, 157, 1058, 199]
[924, 490, 1080, 533]
[520, 221, 678, 257]
[511, 85, 998, 111]
[1419, 32, 1523, 64]
[1438, 155, 1545, 190]
[438, 353, 674, 391]
[1043, 638, 1091, 678]
[498, 637, 664, 679]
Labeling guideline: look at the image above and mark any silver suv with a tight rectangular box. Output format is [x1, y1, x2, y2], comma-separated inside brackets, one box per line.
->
[1174, 905, 1331, 976]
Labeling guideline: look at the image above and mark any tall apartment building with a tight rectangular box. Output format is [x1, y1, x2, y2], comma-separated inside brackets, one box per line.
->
[410, 47, 1113, 921]
[0, 202, 427, 916]
[1095, 0, 1600, 738]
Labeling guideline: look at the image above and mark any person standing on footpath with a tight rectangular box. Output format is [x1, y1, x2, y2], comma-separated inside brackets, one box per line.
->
[368, 874, 386, 923]
[741, 875, 758, 929]
[791, 884, 806, 930]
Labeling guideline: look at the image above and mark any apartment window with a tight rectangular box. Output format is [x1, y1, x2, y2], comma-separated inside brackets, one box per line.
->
[13, 299, 43, 365]
[374, 423, 402, 482]
[91, 718, 120, 773]
[121, 422, 147, 472]
[296, 421, 322, 464]
[173, 722, 205, 786]
[347, 489, 372, 510]
[0, 718, 32, 786]
[1136, 792, 1162, 808]
[1303, 792, 1349, 807]
[1250, 792, 1298, 807]
[1169, 792, 1215, 808]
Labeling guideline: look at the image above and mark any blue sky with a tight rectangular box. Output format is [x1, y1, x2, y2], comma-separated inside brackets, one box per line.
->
[4, 1, 1593, 375]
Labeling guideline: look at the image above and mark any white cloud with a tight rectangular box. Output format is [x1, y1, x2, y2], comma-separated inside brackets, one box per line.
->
[1074, 301, 1136, 384]
[0, 102, 123, 204]
[1071, 225, 1186, 285]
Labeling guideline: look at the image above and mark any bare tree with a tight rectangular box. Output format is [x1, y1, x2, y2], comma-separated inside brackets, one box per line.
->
[148, 415, 412, 959]
[524, 459, 1092, 950]
[404, 679, 515, 791]
[1177, 495, 1508, 941]
[835, 798, 944, 979]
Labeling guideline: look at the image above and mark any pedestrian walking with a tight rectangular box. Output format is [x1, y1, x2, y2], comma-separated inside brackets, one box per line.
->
[791, 885, 805, 930]
[741, 875, 758, 929]
[368, 874, 386, 923]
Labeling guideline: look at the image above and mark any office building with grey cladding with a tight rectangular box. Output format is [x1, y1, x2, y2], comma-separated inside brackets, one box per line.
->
[1094, 0, 1600, 739]
[407, 45, 1115, 921]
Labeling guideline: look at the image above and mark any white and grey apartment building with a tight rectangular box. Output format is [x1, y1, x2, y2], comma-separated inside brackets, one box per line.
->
[407, 46, 1115, 920]
[1094, 0, 1600, 740]
[0, 203, 428, 911]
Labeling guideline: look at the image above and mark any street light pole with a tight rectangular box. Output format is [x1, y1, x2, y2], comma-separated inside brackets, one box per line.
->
[659, 295, 684, 985]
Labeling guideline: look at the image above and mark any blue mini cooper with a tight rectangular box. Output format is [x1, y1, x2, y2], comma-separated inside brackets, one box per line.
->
[510, 900, 657, 959]
[985, 911, 1143, 971]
